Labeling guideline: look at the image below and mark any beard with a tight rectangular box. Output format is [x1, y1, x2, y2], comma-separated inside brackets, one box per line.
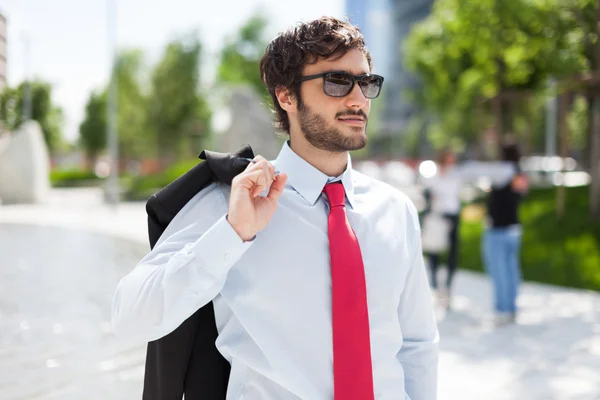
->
[297, 98, 368, 153]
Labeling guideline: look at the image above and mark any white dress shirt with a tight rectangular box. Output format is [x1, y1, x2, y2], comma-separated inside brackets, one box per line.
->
[112, 141, 439, 400]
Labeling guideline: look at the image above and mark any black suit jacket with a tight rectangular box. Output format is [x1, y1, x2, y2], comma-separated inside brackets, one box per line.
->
[143, 145, 254, 400]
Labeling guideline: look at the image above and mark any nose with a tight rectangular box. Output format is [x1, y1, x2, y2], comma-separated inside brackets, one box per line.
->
[344, 81, 369, 109]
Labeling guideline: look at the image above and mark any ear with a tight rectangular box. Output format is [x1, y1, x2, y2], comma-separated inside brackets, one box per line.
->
[275, 86, 297, 113]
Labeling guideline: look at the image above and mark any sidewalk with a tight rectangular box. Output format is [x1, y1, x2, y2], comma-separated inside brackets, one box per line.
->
[1, 188, 599, 400]
[436, 272, 600, 400]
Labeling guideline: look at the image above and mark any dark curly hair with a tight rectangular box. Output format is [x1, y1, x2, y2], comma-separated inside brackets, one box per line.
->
[259, 16, 373, 134]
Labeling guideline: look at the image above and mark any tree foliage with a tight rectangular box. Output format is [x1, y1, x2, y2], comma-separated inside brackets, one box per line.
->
[112, 49, 151, 160]
[0, 81, 64, 154]
[217, 14, 269, 99]
[148, 34, 211, 164]
[78, 91, 107, 165]
[404, 0, 583, 144]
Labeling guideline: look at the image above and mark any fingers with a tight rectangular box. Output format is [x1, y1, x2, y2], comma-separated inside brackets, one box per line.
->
[267, 173, 288, 202]
[241, 170, 266, 198]
[256, 158, 275, 183]
[235, 156, 276, 198]
[245, 156, 275, 180]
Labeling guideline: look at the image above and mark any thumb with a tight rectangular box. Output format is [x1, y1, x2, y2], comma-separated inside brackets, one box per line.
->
[267, 173, 288, 202]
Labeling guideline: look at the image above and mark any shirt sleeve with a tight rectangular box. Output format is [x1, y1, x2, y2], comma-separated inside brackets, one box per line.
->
[397, 201, 440, 400]
[111, 183, 253, 342]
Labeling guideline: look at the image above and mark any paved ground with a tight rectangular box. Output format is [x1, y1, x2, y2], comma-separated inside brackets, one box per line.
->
[0, 188, 599, 400]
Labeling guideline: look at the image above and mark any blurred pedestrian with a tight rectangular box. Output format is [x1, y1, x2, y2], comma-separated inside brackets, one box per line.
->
[482, 140, 528, 326]
[422, 148, 461, 309]
[421, 147, 519, 311]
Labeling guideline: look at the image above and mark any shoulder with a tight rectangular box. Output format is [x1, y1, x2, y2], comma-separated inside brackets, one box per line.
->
[179, 182, 229, 217]
[158, 182, 229, 237]
[352, 170, 420, 226]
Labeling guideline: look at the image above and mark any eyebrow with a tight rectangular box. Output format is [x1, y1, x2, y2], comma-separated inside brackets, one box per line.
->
[314, 69, 372, 76]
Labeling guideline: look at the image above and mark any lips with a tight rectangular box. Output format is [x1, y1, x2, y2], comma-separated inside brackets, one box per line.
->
[337, 110, 368, 124]
[338, 117, 366, 125]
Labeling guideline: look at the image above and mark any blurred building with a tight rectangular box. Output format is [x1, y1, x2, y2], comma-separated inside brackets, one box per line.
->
[345, 0, 393, 80]
[346, 0, 433, 156]
[0, 13, 6, 91]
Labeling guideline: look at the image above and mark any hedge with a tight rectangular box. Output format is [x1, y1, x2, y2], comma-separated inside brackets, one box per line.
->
[458, 185, 600, 291]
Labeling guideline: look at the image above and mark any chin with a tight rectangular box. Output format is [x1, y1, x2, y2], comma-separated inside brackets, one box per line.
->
[346, 132, 368, 151]
[348, 127, 367, 141]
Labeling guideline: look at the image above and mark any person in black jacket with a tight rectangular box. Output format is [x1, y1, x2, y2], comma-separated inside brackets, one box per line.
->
[483, 140, 529, 326]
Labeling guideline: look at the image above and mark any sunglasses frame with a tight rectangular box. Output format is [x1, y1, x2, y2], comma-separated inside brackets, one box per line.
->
[297, 71, 385, 99]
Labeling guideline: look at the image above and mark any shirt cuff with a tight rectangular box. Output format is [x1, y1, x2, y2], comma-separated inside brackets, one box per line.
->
[189, 214, 254, 276]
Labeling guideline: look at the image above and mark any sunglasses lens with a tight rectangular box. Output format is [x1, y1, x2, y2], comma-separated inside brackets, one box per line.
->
[358, 76, 383, 99]
[323, 73, 354, 97]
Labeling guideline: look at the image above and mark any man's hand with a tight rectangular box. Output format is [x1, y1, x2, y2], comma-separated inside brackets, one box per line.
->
[227, 156, 288, 241]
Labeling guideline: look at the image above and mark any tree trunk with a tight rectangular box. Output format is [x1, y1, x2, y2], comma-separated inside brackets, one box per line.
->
[590, 95, 600, 219]
[556, 93, 570, 219]
[590, 0, 600, 220]
[585, 95, 594, 172]
[502, 98, 514, 135]
[492, 95, 503, 137]
[86, 154, 98, 172]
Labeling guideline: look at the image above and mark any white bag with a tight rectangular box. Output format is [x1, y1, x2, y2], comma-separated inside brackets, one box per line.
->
[421, 213, 450, 253]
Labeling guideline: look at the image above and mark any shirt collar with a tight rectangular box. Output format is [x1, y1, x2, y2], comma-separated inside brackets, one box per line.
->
[274, 141, 356, 209]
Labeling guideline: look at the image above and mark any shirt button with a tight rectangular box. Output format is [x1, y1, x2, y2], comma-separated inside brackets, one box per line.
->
[224, 253, 231, 262]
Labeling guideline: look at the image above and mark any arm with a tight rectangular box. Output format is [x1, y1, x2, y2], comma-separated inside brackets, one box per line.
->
[397, 202, 440, 400]
[111, 184, 253, 342]
[455, 160, 517, 186]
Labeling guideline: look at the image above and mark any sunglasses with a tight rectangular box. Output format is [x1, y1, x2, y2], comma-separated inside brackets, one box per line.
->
[298, 71, 384, 99]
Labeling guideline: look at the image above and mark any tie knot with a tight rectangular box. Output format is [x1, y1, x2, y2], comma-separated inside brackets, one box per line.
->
[324, 182, 346, 208]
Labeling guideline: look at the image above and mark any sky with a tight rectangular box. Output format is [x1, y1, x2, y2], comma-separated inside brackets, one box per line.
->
[2, 0, 345, 142]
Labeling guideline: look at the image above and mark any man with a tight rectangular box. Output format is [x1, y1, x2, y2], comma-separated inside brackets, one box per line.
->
[112, 16, 439, 399]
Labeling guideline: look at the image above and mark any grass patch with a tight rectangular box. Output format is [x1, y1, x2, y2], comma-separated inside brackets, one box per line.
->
[50, 169, 103, 187]
[124, 160, 201, 201]
[459, 186, 600, 291]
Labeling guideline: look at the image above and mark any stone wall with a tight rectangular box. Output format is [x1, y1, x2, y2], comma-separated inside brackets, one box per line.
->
[219, 86, 284, 160]
[0, 121, 50, 204]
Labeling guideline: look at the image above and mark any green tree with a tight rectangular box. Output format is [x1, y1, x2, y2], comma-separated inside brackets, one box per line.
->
[0, 87, 18, 131]
[78, 91, 107, 167]
[111, 49, 152, 161]
[558, 0, 600, 219]
[403, 0, 581, 144]
[148, 33, 211, 165]
[405, 0, 600, 218]
[77, 48, 151, 168]
[0, 80, 64, 155]
[217, 14, 269, 99]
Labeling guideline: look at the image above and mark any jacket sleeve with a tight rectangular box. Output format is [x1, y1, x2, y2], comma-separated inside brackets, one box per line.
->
[111, 183, 253, 342]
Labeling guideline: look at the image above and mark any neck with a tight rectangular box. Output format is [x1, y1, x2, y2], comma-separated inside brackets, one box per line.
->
[288, 133, 349, 177]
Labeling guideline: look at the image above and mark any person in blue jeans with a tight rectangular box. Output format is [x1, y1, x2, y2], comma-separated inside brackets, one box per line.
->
[483, 140, 529, 326]
[421, 147, 518, 311]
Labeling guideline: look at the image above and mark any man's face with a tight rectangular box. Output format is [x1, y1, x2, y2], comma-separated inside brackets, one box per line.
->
[295, 49, 372, 153]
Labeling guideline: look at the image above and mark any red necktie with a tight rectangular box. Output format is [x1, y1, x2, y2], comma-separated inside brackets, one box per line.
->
[324, 182, 375, 400]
